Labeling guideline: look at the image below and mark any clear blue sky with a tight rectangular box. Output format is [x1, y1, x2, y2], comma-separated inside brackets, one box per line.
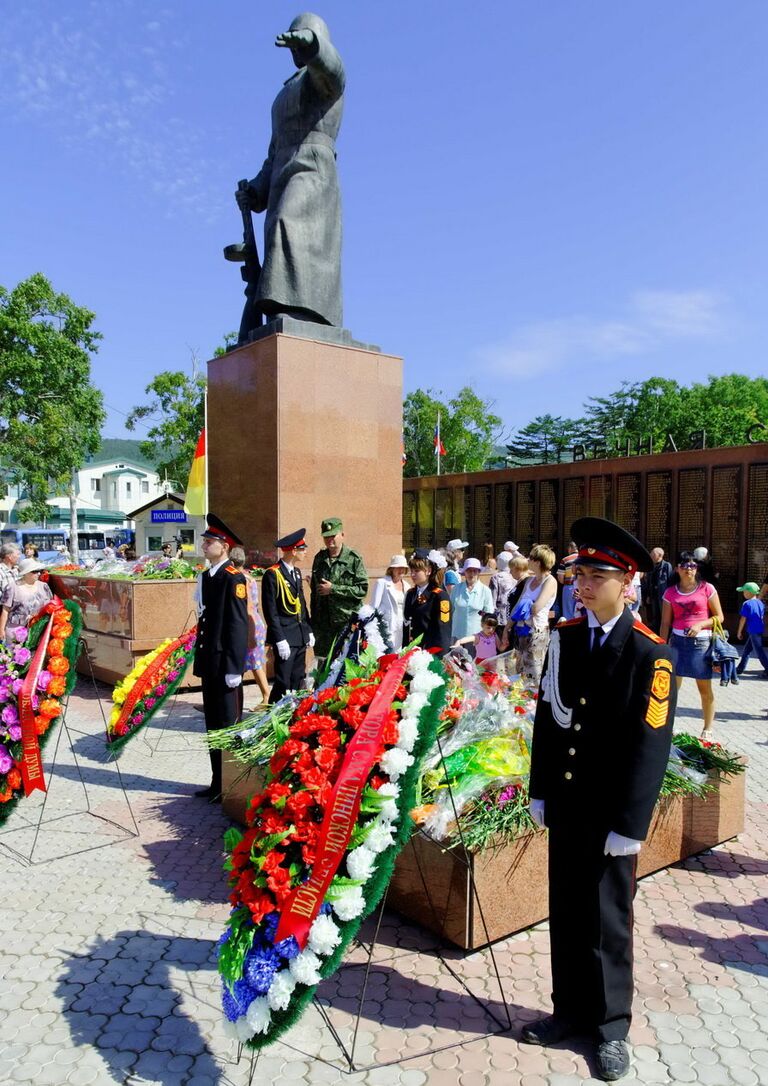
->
[2, 1, 766, 443]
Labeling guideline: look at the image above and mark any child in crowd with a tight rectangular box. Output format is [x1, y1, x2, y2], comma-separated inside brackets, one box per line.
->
[736, 581, 768, 675]
[458, 612, 507, 666]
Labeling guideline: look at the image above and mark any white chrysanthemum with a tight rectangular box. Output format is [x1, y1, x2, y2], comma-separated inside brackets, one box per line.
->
[222, 1019, 240, 1041]
[403, 692, 428, 716]
[406, 651, 432, 676]
[245, 996, 271, 1035]
[236, 1016, 255, 1042]
[396, 718, 418, 753]
[411, 669, 443, 695]
[308, 913, 342, 957]
[331, 884, 365, 921]
[380, 746, 414, 781]
[364, 820, 396, 854]
[377, 796, 398, 821]
[377, 781, 400, 799]
[267, 969, 296, 1012]
[289, 947, 323, 986]
[346, 844, 377, 880]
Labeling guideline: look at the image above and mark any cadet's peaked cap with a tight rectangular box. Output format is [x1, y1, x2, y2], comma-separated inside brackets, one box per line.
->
[275, 529, 307, 550]
[202, 513, 243, 549]
[321, 517, 343, 536]
[571, 516, 653, 575]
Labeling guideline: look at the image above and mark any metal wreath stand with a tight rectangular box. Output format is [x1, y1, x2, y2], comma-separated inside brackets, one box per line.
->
[0, 635, 139, 866]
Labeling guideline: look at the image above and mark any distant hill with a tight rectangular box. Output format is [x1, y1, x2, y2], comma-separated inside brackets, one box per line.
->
[88, 438, 153, 469]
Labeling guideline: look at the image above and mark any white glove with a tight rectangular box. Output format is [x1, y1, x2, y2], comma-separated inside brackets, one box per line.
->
[604, 831, 642, 857]
[276, 640, 291, 661]
[224, 674, 242, 689]
[308, 632, 315, 648]
[529, 799, 546, 829]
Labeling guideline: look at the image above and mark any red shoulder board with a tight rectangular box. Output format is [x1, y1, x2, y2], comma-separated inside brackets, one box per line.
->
[268, 564, 280, 571]
[225, 564, 238, 574]
[634, 620, 665, 644]
[558, 616, 587, 628]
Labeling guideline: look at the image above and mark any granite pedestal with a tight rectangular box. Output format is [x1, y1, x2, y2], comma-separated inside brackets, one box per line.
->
[207, 332, 403, 572]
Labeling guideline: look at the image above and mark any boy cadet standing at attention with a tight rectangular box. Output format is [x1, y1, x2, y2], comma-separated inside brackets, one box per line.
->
[524, 517, 676, 1081]
[192, 514, 249, 801]
[261, 529, 314, 702]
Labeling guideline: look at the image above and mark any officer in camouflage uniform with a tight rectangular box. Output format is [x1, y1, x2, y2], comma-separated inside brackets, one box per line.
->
[309, 517, 368, 659]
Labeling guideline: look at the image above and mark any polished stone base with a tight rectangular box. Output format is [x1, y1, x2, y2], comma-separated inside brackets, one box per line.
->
[207, 331, 403, 573]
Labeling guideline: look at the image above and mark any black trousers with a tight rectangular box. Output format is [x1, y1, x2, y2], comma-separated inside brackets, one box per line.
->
[200, 673, 239, 791]
[269, 645, 307, 704]
[547, 822, 637, 1042]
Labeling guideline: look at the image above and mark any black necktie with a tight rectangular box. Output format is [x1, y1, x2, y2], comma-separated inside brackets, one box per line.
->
[592, 626, 604, 653]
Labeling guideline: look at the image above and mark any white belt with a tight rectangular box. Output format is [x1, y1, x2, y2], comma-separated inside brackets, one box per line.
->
[673, 628, 711, 638]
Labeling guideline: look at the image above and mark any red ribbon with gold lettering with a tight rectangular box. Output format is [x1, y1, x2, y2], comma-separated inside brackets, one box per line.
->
[18, 614, 55, 796]
[274, 651, 414, 949]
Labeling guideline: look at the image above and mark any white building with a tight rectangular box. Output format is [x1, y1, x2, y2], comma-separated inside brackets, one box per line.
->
[0, 452, 166, 535]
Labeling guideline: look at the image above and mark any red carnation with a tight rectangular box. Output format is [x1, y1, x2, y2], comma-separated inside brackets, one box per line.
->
[298, 766, 329, 791]
[302, 844, 316, 866]
[259, 809, 290, 835]
[270, 738, 309, 775]
[317, 729, 341, 749]
[340, 706, 366, 730]
[296, 696, 316, 716]
[266, 781, 291, 802]
[348, 685, 377, 708]
[369, 773, 386, 790]
[316, 688, 339, 703]
[378, 653, 398, 670]
[314, 746, 340, 773]
[286, 789, 317, 819]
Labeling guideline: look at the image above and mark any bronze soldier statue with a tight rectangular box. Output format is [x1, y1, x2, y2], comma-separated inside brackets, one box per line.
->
[232, 12, 344, 343]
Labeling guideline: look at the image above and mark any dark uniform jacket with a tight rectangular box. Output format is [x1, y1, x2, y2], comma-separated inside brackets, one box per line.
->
[529, 608, 676, 841]
[193, 563, 249, 678]
[403, 584, 453, 656]
[261, 561, 312, 648]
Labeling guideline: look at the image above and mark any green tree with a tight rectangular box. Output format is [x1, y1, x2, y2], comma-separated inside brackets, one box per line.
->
[0, 273, 105, 554]
[126, 361, 206, 489]
[581, 375, 768, 454]
[506, 414, 586, 465]
[403, 387, 504, 477]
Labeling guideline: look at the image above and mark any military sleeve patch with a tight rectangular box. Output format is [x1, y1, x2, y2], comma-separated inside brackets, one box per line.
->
[235, 583, 247, 599]
[645, 659, 672, 728]
[440, 599, 450, 622]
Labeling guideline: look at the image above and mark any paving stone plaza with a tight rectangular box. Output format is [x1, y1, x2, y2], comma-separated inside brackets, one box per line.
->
[1, 669, 767, 1086]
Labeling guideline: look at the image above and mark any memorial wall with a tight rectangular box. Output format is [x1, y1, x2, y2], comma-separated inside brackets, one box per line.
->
[403, 444, 768, 621]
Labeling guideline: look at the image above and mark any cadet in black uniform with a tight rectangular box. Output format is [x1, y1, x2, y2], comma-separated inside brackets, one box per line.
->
[260, 529, 313, 702]
[192, 514, 249, 800]
[403, 549, 452, 656]
[523, 517, 676, 1082]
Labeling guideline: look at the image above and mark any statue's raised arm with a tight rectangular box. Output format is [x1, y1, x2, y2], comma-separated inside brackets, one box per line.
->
[232, 13, 345, 343]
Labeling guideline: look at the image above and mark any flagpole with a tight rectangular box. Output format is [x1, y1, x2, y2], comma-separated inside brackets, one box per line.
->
[437, 410, 441, 477]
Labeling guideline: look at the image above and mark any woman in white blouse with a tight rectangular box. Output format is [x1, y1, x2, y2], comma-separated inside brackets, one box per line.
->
[370, 555, 410, 649]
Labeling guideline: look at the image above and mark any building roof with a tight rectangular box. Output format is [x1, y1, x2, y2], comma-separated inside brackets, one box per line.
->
[101, 467, 149, 479]
[127, 492, 186, 519]
[87, 438, 154, 470]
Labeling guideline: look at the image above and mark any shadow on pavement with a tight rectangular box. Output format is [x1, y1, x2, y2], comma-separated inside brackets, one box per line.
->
[654, 917, 768, 980]
[55, 930, 225, 1085]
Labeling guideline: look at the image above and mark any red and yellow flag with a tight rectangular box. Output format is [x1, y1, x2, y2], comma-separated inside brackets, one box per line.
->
[184, 429, 206, 515]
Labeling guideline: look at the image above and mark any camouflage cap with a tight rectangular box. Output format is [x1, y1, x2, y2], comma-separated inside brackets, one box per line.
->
[321, 517, 343, 537]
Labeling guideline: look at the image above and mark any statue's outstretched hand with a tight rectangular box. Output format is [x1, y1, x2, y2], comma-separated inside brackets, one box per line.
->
[275, 29, 315, 50]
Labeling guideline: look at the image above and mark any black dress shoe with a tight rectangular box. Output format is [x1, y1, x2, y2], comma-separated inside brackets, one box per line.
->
[194, 785, 219, 800]
[596, 1039, 630, 1080]
[521, 1015, 577, 1046]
